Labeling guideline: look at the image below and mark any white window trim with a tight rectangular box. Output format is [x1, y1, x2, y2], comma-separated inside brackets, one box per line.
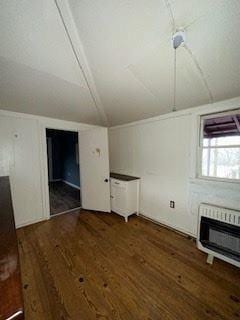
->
[197, 109, 240, 184]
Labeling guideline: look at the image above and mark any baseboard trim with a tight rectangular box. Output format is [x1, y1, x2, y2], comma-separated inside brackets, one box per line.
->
[16, 217, 47, 229]
[139, 213, 196, 239]
[62, 180, 80, 190]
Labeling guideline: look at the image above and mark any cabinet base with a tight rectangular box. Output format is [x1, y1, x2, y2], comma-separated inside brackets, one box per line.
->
[111, 210, 138, 223]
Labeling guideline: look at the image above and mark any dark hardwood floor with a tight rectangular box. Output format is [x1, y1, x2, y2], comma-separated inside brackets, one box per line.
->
[49, 181, 81, 215]
[17, 210, 240, 320]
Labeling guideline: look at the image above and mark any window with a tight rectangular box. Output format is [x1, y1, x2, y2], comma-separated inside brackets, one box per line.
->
[199, 111, 240, 181]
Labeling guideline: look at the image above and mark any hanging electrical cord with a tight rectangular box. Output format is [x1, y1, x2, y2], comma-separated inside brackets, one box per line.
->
[164, 0, 213, 112]
[173, 47, 177, 112]
[172, 31, 185, 112]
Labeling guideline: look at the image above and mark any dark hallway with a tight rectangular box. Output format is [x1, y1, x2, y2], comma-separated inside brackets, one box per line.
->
[46, 129, 81, 216]
[49, 181, 81, 215]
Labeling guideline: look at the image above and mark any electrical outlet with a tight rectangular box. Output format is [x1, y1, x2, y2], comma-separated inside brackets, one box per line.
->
[170, 201, 175, 209]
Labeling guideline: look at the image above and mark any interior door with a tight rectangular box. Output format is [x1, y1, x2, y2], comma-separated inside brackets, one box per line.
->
[79, 127, 110, 212]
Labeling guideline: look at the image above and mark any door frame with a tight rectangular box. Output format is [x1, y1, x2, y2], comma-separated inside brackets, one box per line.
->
[46, 137, 53, 181]
[41, 125, 82, 219]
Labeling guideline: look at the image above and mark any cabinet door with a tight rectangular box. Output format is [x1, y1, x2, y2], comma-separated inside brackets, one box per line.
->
[111, 183, 127, 214]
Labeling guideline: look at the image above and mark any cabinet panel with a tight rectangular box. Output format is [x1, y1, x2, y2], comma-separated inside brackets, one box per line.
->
[110, 177, 140, 221]
[111, 184, 127, 213]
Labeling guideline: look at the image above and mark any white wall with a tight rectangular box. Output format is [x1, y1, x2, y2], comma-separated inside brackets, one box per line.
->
[109, 97, 240, 236]
[0, 115, 44, 226]
[0, 110, 98, 228]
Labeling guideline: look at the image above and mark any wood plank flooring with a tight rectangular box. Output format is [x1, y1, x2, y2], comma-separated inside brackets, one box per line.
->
[49, 181, 81, 215]
[17, 210, 240, 320]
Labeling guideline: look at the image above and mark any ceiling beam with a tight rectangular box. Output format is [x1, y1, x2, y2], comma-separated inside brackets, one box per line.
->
[54, 0, 109, 126]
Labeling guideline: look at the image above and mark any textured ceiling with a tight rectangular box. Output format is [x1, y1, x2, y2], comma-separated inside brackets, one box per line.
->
[1, 1, 240, 126]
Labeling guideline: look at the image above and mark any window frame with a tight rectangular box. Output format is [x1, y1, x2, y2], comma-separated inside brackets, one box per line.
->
[198, 109, 240, 183]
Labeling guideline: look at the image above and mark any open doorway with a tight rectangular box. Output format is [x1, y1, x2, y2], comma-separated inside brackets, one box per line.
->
[46, 129, 81, 216]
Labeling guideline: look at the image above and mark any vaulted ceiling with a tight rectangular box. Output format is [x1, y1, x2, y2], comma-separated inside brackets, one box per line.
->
[1, 1, 240, 126]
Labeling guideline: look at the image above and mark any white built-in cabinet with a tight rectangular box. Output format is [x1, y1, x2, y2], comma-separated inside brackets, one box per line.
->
[110, 173, 140, 222]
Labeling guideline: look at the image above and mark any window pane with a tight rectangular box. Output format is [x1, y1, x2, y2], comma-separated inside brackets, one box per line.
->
[202, 147, 240, 180]
[203, 136, 240, 147]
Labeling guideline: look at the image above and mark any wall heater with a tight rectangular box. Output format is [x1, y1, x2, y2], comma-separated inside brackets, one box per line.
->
[197, 203, 240, 268]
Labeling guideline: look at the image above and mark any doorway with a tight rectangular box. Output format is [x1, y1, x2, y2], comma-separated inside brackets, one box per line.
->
[46, 129, 81, 216]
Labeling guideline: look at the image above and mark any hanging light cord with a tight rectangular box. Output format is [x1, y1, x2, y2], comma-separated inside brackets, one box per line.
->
[173, 48, 177, 112]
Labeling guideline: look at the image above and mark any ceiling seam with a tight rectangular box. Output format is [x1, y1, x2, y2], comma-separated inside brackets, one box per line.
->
[163, 0, 176, 32]
[127, 68, 160, 100]
[0, 54, 88, 89]
[183, 44, 214, 104]
[54, 0, 109, 126]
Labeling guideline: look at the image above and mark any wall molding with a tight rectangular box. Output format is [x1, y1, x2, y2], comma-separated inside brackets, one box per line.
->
[0, 108, 102, 130]
[109, 97, 240, 130]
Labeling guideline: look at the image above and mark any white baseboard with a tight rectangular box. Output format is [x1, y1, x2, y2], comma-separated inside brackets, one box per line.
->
[139, 213, 196, 238]
[62, 180, 80, 190]
[16, 217, 47, 229]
